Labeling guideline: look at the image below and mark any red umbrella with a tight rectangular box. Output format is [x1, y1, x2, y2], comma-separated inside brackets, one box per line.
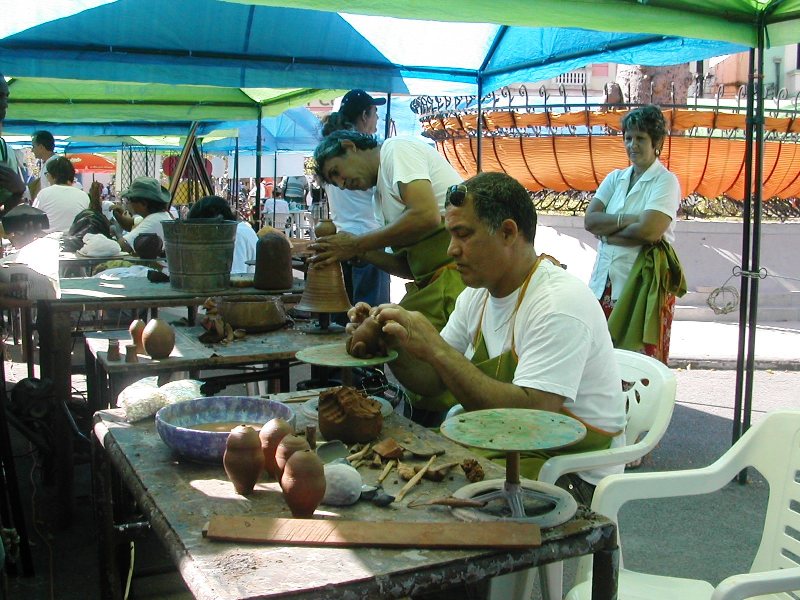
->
[66, 153, 117, 173]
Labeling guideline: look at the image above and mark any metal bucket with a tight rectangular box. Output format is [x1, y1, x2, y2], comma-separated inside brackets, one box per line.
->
[162, 220, 237, 292]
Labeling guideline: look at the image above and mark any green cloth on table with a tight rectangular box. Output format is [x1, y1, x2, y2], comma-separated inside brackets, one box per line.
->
[607, 239, 687, 352]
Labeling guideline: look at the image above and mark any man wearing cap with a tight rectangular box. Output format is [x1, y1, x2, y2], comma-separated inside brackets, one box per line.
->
[0, 74, 26, 214]
[112, 177, 173, 254]
[320, 89, 391, 318]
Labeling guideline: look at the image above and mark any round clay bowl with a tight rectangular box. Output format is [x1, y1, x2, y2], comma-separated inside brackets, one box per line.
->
[216, 295, 288, 332]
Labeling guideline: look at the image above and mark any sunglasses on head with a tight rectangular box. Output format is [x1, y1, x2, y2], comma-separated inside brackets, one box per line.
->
[446, 183, 493, 207]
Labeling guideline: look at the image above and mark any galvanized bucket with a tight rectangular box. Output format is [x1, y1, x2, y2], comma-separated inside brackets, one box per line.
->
[162, 220, 237, 292]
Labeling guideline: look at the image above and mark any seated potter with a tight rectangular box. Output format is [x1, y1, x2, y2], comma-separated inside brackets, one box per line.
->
[355, 172, 626, 503]
[111, 177, 173, 254]
[0, 205, 60, 301]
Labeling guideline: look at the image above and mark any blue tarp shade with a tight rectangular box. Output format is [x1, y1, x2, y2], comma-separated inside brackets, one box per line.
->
[199, 107, 322, 153]
[0, 0, 744, 99]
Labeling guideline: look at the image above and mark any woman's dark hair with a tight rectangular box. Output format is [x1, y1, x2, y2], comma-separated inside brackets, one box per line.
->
[621, 104, 669, 149]
[32, 130, 55, 152]
[321, 111, 355, 137]
[187, 195, 234, 220]
[313, 130, 378, 182]
[46, 156, 76, 185]
[460, 172, 537, 244]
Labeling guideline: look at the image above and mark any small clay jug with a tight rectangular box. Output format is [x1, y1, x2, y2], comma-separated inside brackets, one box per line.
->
[223, 425, 265, 496]
[259, 418, 294, 480]
[346, 315, 388, 359]
[280, 450, 326, 518]
[106, 339, 121, 361]
[273, 434, 310, 480]
[124, 344, 139, 363]
[129, 319, 146, 353]
[313, 218, 337, 238]
[142, 318, 175, 359]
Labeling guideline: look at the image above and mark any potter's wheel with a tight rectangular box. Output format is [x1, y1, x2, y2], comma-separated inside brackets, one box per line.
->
[439, 408, 585, 526]
[295, 343, 398, 368]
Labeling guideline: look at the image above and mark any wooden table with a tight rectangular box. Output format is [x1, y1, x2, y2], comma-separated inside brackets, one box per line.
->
[83, 326, 348, 414]
[92, 397, 618, 600]
[36, 276, 303, 527]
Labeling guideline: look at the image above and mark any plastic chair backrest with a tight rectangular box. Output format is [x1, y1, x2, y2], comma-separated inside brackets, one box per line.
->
[573, 410, 800, 593]
[615, 348, 677, 450]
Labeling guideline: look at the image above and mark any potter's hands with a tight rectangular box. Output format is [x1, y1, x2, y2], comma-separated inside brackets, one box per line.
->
[309, 232, 360, 268]
[374, 304, 442, 360]
[345, 302, 373, 335]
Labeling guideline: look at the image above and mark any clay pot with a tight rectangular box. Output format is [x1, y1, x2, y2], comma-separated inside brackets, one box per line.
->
[223, 425, 265, 496]
[313, 218, 336, 238]
[142, 318, 175, 359]
[124, 344, 138, 363]
[254, 232, 293, 291]
[346, 315, 388, 359]
[259, 418, 294, 480]
[129, 319, 145, 353]
[274, 434, 310, 480]
[106, 339, 121, 361]
[318, 386, 383, 444]
[280, 450, 326, 518]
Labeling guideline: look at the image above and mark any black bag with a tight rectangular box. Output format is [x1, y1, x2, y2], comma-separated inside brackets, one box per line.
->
[61, 209, 113, 252]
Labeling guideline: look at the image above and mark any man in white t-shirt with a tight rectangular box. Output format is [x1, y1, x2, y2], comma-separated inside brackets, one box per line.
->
[359, 172, 626, 500]
[0, 74, 26, 214]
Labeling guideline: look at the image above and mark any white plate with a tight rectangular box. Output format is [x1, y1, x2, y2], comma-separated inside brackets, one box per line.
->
[302, 395, 393, 421]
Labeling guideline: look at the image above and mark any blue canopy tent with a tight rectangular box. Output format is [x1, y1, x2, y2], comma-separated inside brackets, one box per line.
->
[2, 0, 770, 449]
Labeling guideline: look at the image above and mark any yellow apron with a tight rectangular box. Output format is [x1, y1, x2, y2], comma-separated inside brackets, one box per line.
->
[467, 257, 616, 479]
[395, 225, 466, 411]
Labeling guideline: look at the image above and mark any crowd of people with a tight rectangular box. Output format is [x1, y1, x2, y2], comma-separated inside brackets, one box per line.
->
[0, 73, 685, 503]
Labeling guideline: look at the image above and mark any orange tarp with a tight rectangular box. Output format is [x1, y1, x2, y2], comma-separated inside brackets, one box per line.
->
[422, 108, 800, 200]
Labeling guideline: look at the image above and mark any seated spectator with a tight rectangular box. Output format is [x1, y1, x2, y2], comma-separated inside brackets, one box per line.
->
[111, 177, 173, 254]
[188, 195, 257, 274]
[0, 205, 60, 300]
[32, 156, 90, 233]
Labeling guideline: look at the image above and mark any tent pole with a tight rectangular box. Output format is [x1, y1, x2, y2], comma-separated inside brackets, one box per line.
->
[476, 76, 483, 172]
[384, 93, 392, 139]
[273, 150, 278, 228]
[741, 21, 766, 477]
[255, 106, 263, 228]
[234, 138, 239, 216]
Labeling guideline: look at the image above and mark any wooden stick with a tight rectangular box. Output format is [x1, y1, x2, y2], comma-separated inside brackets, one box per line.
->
[346, 444, 372, 463]
[395, 456, 435, 502]
[378, 459, 396, 483]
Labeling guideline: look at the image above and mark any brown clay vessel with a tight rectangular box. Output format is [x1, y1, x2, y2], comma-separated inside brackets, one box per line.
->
[106, 339, 121, 361]
[313, 218, 337, 238]
[318, 386, 383, 444]
[124, 344, 139, 363]
[223, 425, 265, 495]
[273, 434, 310, 480]
[280, 449, 326, 518]
[346, 315, 388, 359]
[129, 319, 145, 352]
[142, 318, 176, 359]
[259, 418, 294, 480]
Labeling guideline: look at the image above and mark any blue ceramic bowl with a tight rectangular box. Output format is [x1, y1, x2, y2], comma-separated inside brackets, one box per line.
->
[155, 396, 296, 464]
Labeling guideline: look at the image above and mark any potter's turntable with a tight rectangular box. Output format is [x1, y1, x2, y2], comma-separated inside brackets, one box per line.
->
[295, 342, 397, 386]
[439, 408, 585, 526]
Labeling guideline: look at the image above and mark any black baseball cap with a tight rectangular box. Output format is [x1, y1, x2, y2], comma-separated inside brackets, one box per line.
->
[339, 89, 386, 121]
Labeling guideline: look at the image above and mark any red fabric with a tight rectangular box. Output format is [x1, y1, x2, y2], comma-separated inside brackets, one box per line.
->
[599, 278, 676, 365]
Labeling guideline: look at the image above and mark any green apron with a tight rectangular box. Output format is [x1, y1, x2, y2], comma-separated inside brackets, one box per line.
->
[467, 258, 616, 479]
[395, 225, 466, 411]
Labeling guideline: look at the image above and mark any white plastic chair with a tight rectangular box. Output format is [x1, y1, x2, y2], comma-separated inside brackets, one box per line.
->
[473, 349, 678, 600]
[565, 409, 800, 600]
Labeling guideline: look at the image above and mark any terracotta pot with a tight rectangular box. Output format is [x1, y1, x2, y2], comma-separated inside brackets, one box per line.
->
[346, 316, 388, 359]
[313, 218, 336, 238]
[318, 386, 383, 444]
[254, 232, 293, 291]
[142, 318, 175, 359]
[129, 319, 145, 353]
[280, 450, 326, 518]
[223, 425, 264, 495]
[259, 418, 294, 480]
[274, 434, 310, 480]
[217, 295, 288, 333]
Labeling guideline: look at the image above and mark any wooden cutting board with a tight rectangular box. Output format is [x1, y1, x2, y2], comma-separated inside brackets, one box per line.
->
[204, 516, 541, 549]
